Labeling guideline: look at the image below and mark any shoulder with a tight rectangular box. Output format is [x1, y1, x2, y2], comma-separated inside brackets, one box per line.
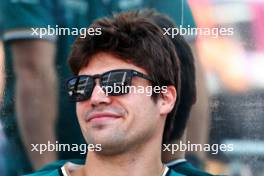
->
[168, 160, 214, 176]
[167, 168, 186, 176]
[24, 159, 85, 176]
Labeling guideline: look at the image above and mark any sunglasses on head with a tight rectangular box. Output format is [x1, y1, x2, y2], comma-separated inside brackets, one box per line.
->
[66, 69, 154, 102]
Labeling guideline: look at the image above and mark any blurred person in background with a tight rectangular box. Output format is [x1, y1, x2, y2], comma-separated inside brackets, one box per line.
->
[189, 0, 264, 175]
[0, 0, 209, 175]
[0, 36, 7, 176]
[0, 10, 7, 174]
[188, 0, 249, 174]
[0, 1, 90, 175]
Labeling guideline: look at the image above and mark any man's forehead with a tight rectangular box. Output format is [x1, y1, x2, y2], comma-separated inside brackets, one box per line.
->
[78, 52, 147, 75]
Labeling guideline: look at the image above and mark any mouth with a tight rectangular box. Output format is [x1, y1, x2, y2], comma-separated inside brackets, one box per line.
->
[86, 112, 122, 123]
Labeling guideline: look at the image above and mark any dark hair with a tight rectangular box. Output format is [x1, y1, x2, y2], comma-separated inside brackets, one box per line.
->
[68, 10, 180, 144]
[143, 11, 197, 141]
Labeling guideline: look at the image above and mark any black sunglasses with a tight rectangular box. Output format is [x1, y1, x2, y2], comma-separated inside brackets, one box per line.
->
[66, 69, 154, 102]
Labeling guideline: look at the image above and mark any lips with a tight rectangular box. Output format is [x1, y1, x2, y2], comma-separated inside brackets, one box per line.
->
[86, 112, 122, 122]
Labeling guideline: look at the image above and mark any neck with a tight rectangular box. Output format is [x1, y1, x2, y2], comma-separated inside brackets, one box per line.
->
[84, 137, 164, 176]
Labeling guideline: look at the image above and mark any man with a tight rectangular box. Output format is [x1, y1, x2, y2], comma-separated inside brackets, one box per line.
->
[26, 10, 184, 176]
[0, 1, 200, 175]
[26, 10, 215, 176]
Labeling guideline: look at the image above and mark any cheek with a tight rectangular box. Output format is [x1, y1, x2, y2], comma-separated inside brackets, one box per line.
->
[76, 103, 85, 120]
[76, 103, 88, 132]
[120, 93, 159, 120]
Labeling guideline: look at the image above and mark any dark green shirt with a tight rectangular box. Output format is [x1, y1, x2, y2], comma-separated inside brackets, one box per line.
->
[24, 159, 214, 176]
[24, 159, 185, 176]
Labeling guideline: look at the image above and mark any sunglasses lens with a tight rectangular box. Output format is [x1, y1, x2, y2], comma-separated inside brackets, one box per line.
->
[66, 76, 94, 101]
[101, 71, 131, 96]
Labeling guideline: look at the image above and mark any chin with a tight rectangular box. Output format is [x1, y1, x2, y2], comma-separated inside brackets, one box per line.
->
[86, 134, 127, 153]
[95, 142, 128, 156]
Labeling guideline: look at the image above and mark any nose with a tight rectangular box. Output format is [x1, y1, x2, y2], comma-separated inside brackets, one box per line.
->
[90, 83, 111, 107]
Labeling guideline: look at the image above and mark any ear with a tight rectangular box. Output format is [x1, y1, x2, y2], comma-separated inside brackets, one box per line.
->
[158, 85, 177, 117]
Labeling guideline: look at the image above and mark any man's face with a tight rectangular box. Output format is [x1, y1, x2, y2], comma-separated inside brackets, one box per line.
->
[76, 52, 169, 155]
